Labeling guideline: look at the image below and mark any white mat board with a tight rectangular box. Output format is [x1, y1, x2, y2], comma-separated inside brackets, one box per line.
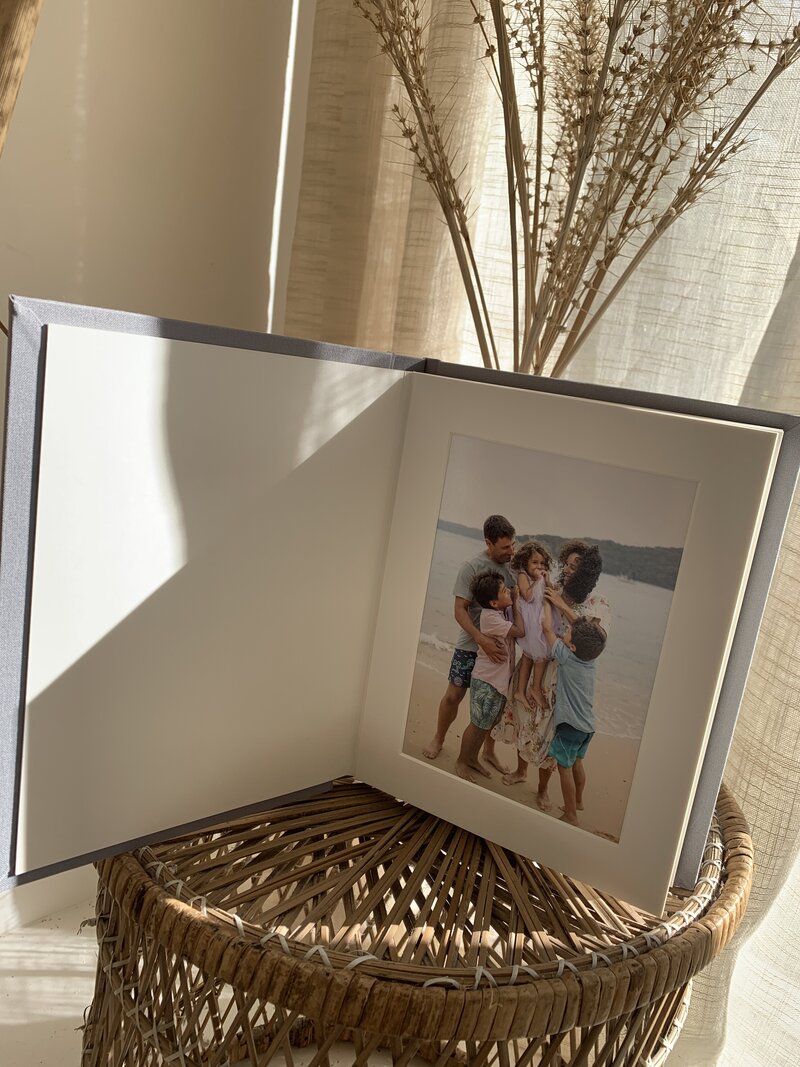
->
[357, 373, 781, 913]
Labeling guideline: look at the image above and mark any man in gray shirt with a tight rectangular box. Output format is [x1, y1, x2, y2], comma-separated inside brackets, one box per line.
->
[423, 515, 517, 770]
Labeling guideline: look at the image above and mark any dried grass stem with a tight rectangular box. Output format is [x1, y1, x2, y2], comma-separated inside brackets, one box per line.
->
[357, 0, 800, 375]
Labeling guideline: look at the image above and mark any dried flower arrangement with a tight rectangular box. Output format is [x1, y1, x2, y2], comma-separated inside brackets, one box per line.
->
[354, 0, 800, 376]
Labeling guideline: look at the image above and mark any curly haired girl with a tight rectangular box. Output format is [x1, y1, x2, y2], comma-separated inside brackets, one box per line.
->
[510, 540, 554, 711]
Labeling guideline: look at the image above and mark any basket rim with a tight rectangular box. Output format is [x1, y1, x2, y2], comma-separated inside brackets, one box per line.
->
[94, 781, 752, 1040]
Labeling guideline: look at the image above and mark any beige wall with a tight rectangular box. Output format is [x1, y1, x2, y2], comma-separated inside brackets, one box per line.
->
[0, 0, 311, 330]
[0, 0, 314, 929]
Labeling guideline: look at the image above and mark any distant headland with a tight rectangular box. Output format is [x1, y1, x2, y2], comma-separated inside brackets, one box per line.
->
[437, 520, 683, 591]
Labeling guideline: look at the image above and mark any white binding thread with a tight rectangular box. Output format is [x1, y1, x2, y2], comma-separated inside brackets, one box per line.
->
[423, 977, 461, 989]
[694, 877, 718, 892]
[345, 954, 378, 970]
[556, 960, 579, 977]
[591, 951, 612, 968]
[163, 878, 188, 900]
[304, 945, 333, 969]
[260, 930, 292, 954]
[473, 966, 497, 988]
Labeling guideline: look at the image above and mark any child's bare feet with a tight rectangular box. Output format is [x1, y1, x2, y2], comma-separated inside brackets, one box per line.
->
[423, 737, 443, 759]
[514, 689, 532, 710]
[455, 759, 473, 782]
[483, 750, 510, 775]
[455, 758, 491, 782]
[530, 687, 549, 710]
[503, 772, 529, 789]
[561, 802, 584, 812]
[502, 770, 527, 785]
[559, 812, 579, 825]
[534, 792, 552, 812]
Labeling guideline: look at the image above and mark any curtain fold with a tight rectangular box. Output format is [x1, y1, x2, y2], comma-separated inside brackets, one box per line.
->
[287, 3, 800, 1063]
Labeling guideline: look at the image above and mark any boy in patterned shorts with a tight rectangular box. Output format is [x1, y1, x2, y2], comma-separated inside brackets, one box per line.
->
[455, 571, 524, 783]
[423, 515, 517, 768]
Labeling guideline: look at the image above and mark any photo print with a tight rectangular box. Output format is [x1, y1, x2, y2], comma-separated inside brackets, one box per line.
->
[402, 433, 697, 843]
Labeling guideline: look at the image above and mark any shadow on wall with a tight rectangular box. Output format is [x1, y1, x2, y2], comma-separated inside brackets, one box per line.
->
[1, 0, 308, 916]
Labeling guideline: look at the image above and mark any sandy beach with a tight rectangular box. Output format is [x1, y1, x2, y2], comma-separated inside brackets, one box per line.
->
[404, 525, 673, 844]
[403, 660, 640, 843]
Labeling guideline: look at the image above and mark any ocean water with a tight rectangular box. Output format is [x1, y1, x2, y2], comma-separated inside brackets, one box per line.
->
[416, 530, 674, 741]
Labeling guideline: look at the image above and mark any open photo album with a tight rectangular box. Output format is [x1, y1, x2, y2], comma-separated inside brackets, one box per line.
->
[2, 297, 799, 913]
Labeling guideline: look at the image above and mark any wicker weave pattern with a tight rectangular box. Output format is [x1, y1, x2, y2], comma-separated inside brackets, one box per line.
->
[81, 781, 751, 1066]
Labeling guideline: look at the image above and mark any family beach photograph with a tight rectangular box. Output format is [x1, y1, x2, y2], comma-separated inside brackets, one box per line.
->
[401, 433, 697, 843]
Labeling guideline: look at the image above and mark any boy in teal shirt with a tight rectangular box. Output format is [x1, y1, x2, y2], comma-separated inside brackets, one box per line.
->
[541, 599, 607, 824]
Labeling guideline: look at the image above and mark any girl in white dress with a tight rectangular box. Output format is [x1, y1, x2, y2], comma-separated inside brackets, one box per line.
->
[494, 541, 610, 801]
[510, 541, 554, 711]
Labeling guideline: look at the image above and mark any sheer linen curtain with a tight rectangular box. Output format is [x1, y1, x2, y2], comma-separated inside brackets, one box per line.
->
[286, 3, 800, 1064]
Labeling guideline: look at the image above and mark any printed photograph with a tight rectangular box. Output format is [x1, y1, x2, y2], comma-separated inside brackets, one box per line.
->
[402, 433, 698, 843]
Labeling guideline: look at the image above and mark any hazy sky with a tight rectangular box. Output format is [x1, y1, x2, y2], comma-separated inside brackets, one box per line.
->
[439, 434, 696, 548]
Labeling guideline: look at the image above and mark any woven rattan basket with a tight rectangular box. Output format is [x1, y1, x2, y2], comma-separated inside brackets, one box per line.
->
[81, 779, 751, 1066]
